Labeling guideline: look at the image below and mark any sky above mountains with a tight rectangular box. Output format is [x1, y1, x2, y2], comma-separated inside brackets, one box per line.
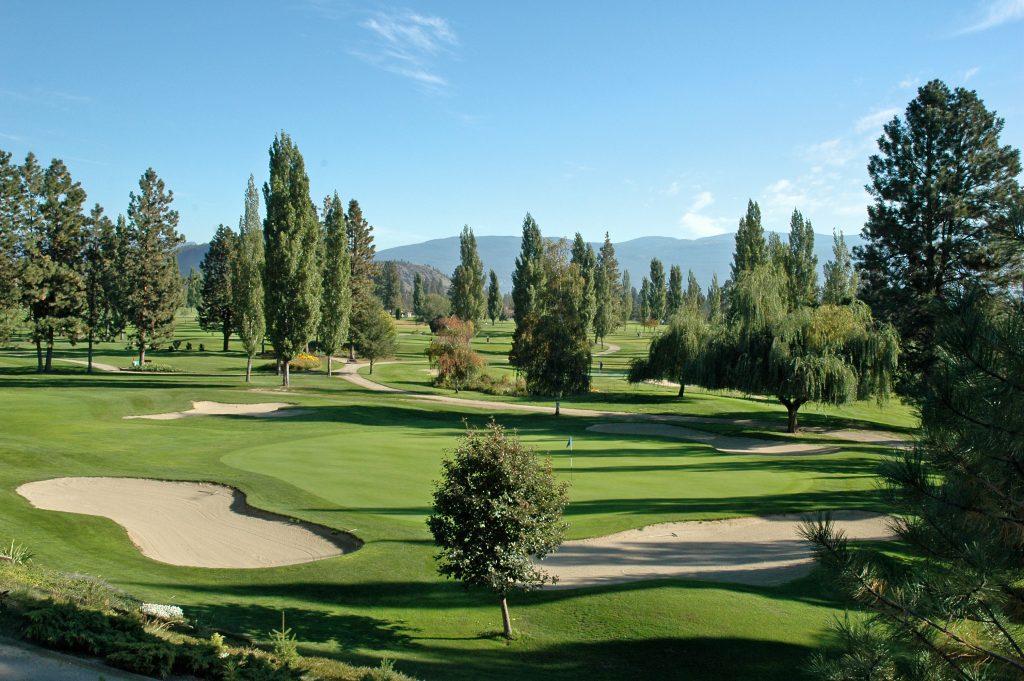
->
[2, 1, 1022, 249]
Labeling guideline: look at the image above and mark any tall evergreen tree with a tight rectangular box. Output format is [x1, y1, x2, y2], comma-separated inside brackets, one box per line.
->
[123, 168, 183, 366]
[317, 192, 351, 376]
[351, 295, 397, 374]
[346, 198, 379, 359]
[647, 258, 666, 322]
[570, 233, 597, 336]
[510, 213, 546, 366]
[0, 151, 22, 343]
[81, 204, 121, 373]
[262, 132, 322, 387]
[448, 225, 485, 324]
[620, 270, 632, 325]
[639, 278, 651, 323]
[412, 272, 425, 320]
[16, 153, 47, 369]
[486, 269, 501, 324]
[595, 232, 621, 337]
[667, 264, 683, 317]
[380, 260, 402, 318]
[685, 269, 705, 313]
[707, 273, 723, 322]
[231, 175, 264, 382]
[197, 224, 237, 351]
[785, 209, 818, 309]
[856, 79, 1023, 393]
[822, 230, 858, 305]
[730, 199, 767, 281]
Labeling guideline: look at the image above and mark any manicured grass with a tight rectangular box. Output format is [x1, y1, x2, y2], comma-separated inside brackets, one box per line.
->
[0, 317, 917, 680]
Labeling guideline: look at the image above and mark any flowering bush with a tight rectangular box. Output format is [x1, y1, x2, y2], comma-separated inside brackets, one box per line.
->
[139, 603, 184, 621]
[289, 353, 322, 372]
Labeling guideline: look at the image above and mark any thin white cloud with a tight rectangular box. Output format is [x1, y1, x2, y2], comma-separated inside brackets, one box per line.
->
[691, 191, 713, 211]
[956, 0, 1024, 33]
[0, 132, 24, 142]
[898, 77, 920, 89]
[803, 138, 857, 167]
[660, 180, 680, 196]
[354, 10, 458, 91]
[679, 191, 727, 238]
[964, 66, 981, 81]
[855, 107, 900, 133]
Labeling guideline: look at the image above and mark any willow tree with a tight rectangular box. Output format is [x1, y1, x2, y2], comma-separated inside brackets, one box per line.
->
[232, 176, 265, 382]
[263, 132, 321, 387]
[628, 305, 709, 396]
[318, 192, 350, 376]
[698, 265, 899, 432]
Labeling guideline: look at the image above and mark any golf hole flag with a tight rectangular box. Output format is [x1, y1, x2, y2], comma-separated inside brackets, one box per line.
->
[566, 436, 573, 450]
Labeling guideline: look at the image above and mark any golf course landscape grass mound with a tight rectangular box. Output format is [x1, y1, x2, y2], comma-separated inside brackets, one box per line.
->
[124, 400, 308, 420]
[542, 510, 891, 588]
[16, 477, 360, 568]
[587, 422, 840, 455]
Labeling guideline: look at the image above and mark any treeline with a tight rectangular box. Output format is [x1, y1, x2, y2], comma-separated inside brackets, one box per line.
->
[0, 132, 398, 384]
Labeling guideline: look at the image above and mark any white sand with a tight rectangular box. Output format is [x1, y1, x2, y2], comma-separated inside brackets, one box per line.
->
[17, 477, 358, 569]
[587, 422, 839, 455]
[542, 511, 891, 588]
[124, 401, 306, 420]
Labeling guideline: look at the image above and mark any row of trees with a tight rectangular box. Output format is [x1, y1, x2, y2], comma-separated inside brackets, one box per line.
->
[0, 151, 184, 371]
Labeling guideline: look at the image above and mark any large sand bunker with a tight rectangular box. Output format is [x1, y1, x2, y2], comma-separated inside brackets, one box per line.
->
[124, 401, 307, 420]
[587, 422, 839, 455]
[17, 478, 359, 568]
[543, 511, 890, 588]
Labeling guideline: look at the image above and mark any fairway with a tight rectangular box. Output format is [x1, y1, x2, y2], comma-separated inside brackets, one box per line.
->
[0, 317, 917, 680]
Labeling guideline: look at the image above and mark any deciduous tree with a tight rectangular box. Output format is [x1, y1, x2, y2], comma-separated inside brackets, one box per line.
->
[647, 258, 666, 322]
[351, 296, 397, 374]
[231, 175, 265, 382]
[822, 230, 858, 305]
[449, 225, 485, 325]
[666, 264, 683, 317]
[425, 316, 485, 392]
[317, 192, 350, 376]
[486, 269, 501, 325]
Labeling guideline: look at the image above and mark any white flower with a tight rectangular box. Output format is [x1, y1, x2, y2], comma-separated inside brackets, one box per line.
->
[140, 603, 184, 621]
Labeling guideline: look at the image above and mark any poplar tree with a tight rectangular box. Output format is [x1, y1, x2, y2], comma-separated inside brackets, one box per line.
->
[262, 132, 322, 387]
[231, 175, 264, 382]
[666, 264, 683, 317]
[0, 151, 22, 343]
[317, 192, 351, 376]
[822, 230, 858, 305]
[486, 269, 501, 324]
[197, 224, 237, 351]
[785, 209, 818, 309]
[730, 199, 767, 281]
[570, 233, 597, 335]
[412, 272, 425, 320]
[123, 168, 183, 367]
[707, 273, 723, 322]
[347, 198, 379, 359]
[509, 213, 545, 366]
[380, 260, 402, 318]
[184, 268, 202, 310]
[620, 270, 632, 325]
[82, 204, 121, 372]
[647, 258, 666, 322]
[448, 225, 485, 324]
[685, 269, 705, 314]
[856, 79, 1023, 393]
[595, 233, 621, 335]
[639, 278, 651, 324]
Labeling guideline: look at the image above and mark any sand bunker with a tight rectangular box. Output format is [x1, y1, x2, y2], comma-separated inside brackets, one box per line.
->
[587, 422, 839, 455]
[17, 478, 359, 568]
[542, 511, 891, 588]
[124, 401, 307, 420]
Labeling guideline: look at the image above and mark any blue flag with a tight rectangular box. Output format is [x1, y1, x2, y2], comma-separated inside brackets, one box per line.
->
[566, 436, 573, 448]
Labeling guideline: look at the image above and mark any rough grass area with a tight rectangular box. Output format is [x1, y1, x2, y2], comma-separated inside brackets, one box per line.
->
[0, 313, 918, 680]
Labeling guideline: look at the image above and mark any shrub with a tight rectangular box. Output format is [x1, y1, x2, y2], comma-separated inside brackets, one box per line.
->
[199, 343, 205, 352]
[120, 363, 182, 373]
[106, 641, 176, 678]
[0, 539, 33, 565]
[268, 612, 300, 668]
[471, 374, 526, 396]
[186, 342, 193, 351]
[426, 317, 485, 392]
[289, 352, 321, 372]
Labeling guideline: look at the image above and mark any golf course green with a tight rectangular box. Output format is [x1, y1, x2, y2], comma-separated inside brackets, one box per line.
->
[0, 315, 917, 680]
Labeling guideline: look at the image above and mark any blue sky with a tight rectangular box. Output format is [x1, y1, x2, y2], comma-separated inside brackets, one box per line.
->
[2, 1, 1022, 248]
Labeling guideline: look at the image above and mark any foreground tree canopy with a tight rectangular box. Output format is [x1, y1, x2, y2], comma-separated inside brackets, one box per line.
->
[427, 421, 568, 639]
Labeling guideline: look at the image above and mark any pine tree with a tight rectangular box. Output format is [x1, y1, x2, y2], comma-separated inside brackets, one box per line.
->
[262, 132, 322, 387]
[730, 199, 767, 281]
[317, 192, 351, 376]
[16, 154, 47, 369]
[231, 175, 264, 382]
[380, 260, 402, 318]
[448, 225, 485, 324]
[822, 230, 858, 305]
[351, 296, 397, 374]
[347, 198, 379, 359]
[412, 272, 425, 320]
[666, 264, 683, 317]
[856, 79, 1023, 394]
[81, 204, 121, 372]
[595, 232, 621, 340]
[197, 224, 237, 351]
[122, 168, 183, 366]
[486, 269, 501, 324]
[647, 258, 666, 322]
[0, 151, 22, 343]
[685, 269, 705, 314]
[785, 209, 818, 309]
[509, 213, 546, 367]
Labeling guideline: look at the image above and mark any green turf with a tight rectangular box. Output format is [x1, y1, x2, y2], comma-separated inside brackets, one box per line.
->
[0, 314, 917, 680]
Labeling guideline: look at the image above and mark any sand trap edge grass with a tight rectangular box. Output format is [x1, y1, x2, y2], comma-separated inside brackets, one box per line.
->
[124, 401, 311, 420]
[16, 477, 361, 569]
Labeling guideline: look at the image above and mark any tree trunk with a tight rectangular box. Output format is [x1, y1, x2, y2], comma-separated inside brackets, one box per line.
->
[500, 596, 513, 639]
[245, 355, 252, 383]
[349, 340, 355, 360]
[87, 334, 94, 374]
[783, 401, 802, 433]
[44, 334, 53, 372]
[369, 358, 374, 374]
[35, 337, 42, 372]
[678, 381, 685, 397]
[327, 355, 332, 376]
[555, 399, 561, 416]
[222, 330, 229, 352]
[139, 343, 145, 367]
[283, 359, 290, 387]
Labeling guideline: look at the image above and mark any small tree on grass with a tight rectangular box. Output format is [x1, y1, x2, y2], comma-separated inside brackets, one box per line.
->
[426, 316, 485, 392]
[197, 224, 237, 352]
[427, 421, 568, 640]
[628, 305, 709, 396]
[352, 297, 397, 374]
[231, 175, 265, 382]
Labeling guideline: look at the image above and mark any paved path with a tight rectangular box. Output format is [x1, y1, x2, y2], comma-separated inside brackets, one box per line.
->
[52, 357, 122, 372]
[0, 638, 162, 681]
[593, 343, 621, 356]
[335, 362, 910, 448]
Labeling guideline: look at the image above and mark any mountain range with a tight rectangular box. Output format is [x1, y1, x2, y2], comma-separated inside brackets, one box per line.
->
[177, 231, 866, 294]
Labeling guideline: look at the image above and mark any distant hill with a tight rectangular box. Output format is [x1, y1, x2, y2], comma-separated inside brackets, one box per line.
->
[178, 232, 866, 294]
[376, 232, 866, 292]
